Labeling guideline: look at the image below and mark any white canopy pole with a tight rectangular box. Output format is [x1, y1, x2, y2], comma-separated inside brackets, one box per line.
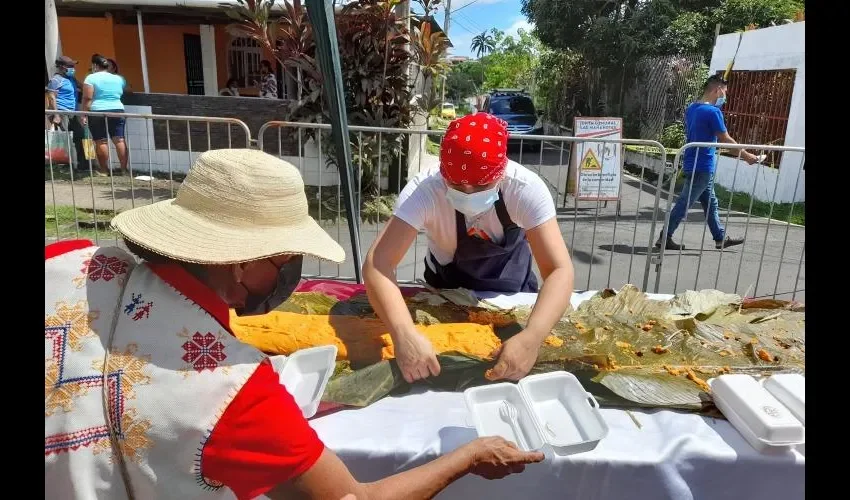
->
[136, 9, 151, 93]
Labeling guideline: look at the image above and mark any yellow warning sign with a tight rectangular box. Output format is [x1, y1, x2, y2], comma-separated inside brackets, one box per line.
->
[581, 149, 602, 171]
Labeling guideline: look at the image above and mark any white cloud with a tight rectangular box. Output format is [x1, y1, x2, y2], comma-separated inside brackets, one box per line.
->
[504, 18, 534, 39]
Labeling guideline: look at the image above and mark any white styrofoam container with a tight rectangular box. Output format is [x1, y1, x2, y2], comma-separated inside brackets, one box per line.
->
[269, 345, 337, 419]
[708, 374, 804, 453]
[464, 371, 609, 456]
[762, 374, 805, 426]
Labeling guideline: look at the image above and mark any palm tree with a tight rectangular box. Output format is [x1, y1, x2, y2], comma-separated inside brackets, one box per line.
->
[470, 31, 496, 59]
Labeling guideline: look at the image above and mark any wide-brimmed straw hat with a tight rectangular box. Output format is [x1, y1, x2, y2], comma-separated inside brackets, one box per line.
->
[111, 149, 345, 264]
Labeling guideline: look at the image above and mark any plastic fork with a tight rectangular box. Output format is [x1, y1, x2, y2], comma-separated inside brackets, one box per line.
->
[499, 401, 530, 450]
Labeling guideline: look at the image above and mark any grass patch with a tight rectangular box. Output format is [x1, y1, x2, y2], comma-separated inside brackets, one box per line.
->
[45, 164, 186, 184]
[45, 205, 119, 241]
[428, 116, 451, 131]
[425, 136, 441, 156]
[712, 184, 805, 226]
[622, 163, 805, 226]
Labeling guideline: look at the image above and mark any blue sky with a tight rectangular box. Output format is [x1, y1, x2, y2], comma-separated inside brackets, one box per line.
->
[426, 0, 533, 59]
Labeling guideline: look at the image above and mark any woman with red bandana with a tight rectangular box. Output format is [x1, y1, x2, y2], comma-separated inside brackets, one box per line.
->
[364, 113, 575, 384]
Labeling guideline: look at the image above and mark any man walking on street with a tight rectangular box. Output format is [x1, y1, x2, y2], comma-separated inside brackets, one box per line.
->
[656, 75, 761, 251]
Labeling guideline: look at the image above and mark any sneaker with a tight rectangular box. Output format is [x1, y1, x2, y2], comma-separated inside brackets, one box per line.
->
[715, 236, 745, 249]
[654, 236, 685, 251]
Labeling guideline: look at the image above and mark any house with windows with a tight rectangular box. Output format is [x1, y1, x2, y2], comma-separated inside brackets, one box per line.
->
[51, 0, 298, 98]
[46, 0, 450, 180]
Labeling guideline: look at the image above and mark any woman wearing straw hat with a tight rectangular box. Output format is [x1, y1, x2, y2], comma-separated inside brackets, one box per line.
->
[364, 113, 575, 385]
[45, 149, 542, 500]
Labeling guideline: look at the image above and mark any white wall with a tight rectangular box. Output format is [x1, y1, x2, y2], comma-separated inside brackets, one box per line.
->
[709, 22, 805, 203]
[104, 105, 203, 175]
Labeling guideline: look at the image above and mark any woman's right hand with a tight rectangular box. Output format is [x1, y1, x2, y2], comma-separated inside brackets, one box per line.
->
[467, 437, 545, 480]
[395, 330, 441, 383]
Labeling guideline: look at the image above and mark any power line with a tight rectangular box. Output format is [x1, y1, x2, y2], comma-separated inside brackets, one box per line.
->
[451, 17, 480, 36]
[458, 11, 486, 34]
[451, 0, 485, 15]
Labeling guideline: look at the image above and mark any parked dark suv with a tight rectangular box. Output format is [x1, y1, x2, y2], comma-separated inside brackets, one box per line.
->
[480, 89, 544, 152]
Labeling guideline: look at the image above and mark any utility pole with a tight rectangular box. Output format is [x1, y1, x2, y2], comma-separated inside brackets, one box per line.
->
[441, 0, 452, 105]
[443, 0, 452, 37]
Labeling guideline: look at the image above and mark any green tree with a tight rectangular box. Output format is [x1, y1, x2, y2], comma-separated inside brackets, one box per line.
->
[522, 0, 805, 64]
[470, 31, 496, 58]
[445, 61, 485, 101]
[479, 28, 540, 91]
[711, 0, 804, 32]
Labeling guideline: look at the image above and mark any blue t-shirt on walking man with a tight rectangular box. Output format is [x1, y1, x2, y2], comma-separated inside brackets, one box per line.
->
[682, 102, 727, 173]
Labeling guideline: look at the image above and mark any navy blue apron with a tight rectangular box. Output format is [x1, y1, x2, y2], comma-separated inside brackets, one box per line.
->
[423, 191, 539, 293]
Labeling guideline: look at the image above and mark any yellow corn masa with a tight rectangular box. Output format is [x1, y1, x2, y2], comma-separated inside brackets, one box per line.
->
[230, 311, 503, 364]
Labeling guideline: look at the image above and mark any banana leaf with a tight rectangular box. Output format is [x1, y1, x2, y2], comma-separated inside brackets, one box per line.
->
[303, 284, 805, 413]
[323, 352, 494, 407]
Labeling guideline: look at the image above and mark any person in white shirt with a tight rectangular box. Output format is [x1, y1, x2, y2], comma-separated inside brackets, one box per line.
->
[364, 113, 575, 384]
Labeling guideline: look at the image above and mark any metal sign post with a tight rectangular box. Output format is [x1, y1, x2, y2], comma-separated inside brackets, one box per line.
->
[306, 0, 363, 283]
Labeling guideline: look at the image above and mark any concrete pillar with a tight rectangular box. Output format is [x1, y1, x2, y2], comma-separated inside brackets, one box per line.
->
[45, 0, 60, 77]
[200, 24, 219, 96]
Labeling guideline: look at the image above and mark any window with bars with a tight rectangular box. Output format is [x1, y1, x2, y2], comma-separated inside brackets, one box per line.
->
[717, 69, 796, 166]
[228, 37, 263, 89]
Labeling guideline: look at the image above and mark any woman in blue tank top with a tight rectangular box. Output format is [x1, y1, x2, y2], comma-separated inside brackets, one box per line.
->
[81, 54, 128, 176]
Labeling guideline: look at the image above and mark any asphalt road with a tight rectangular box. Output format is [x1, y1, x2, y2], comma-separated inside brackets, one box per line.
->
[45, 140, 805, 301]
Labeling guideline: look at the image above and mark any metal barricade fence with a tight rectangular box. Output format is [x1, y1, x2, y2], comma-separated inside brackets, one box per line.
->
[658, 142, 805, 301]
[44, 110, 252, 247]
[257, 121, 671, 292]
[46, 113, 803, 300]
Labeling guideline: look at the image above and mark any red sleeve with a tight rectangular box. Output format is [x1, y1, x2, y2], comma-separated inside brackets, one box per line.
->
[202, 359, 325, 500]
[45, 239, 94, 260]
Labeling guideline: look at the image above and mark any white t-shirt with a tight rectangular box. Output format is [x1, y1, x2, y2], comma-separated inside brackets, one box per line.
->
[394, 160, 556, 270]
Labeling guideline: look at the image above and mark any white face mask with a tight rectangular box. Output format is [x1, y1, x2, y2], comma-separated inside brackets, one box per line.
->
[445, 185, 499, 218]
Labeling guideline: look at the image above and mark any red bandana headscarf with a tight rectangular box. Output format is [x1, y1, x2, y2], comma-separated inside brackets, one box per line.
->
[439, 113, 510, 186]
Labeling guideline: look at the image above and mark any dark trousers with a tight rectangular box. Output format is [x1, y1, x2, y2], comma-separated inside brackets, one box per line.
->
[57, 115, 87, 169]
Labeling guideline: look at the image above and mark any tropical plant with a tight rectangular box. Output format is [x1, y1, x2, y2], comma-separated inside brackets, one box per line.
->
[410, 19, 451, 115]
[222, 0, 415, 198]
[470, 31, 496, 58]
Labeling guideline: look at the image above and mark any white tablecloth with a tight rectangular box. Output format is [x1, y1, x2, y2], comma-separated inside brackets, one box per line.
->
[310, 291, 804, 500]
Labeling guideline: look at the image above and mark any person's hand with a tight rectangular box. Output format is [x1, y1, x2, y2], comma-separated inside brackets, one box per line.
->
[466, 436, 545, 479]
[742, 152, 760, 165]
[52, 114, 62, 125]
[485, 331, 541, 382]
[395, 329, 441, 383]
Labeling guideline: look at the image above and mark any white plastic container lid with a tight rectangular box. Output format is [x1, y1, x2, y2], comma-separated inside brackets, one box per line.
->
[270, 345, 337, 419]
[709, 374, 804, 447]
[762, 374, 805, 426]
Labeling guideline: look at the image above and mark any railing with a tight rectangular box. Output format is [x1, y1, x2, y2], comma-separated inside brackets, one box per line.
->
[257, 121, 670, 292]
[44, 113, 805, 300]
[660, 143, 805, 300]
[44, 110, 251, 245]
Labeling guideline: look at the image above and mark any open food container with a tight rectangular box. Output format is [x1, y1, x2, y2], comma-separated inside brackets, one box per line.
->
[708, 374, 804, 453]
[269, 345, 337, 419]
[464, 371, 609, 456]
